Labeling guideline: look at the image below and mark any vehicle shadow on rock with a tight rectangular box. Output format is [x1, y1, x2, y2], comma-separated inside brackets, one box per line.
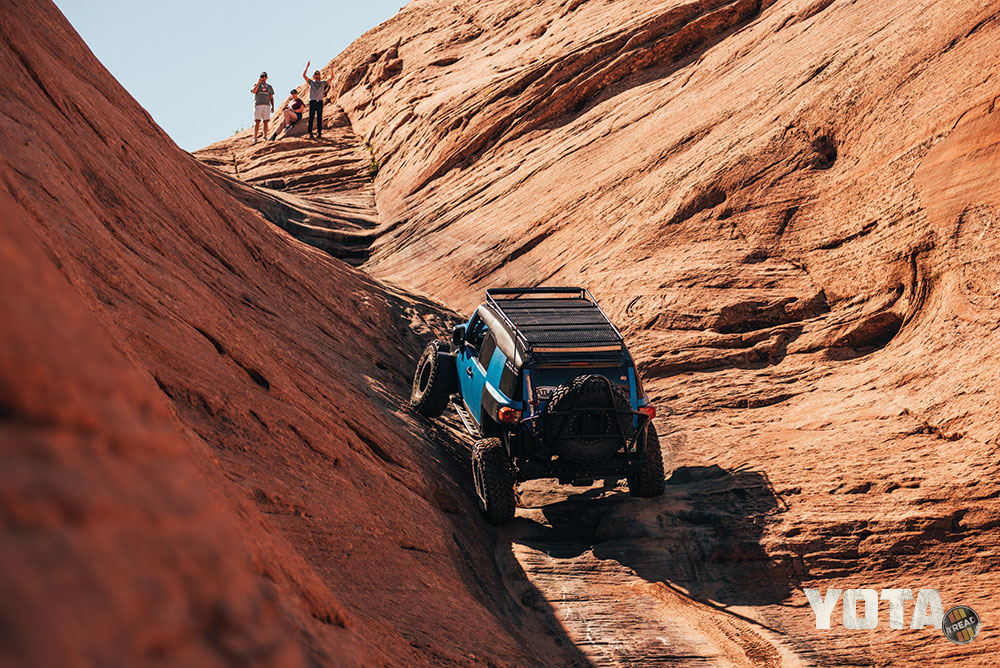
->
[510, 464, 799, 608]
[414, 413, 595, 667]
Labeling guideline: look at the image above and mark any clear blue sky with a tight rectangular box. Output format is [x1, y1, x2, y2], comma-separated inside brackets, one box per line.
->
[54, 0, 406, 151]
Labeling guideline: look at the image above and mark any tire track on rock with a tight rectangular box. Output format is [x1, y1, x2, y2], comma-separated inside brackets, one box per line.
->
[504, 481, 810, 667]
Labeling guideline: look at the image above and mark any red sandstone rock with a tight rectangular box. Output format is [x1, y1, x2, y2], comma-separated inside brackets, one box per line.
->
[200, 0, 1000, 664]
[1, 2, 583, 666]
[4, 0, 1000, 665]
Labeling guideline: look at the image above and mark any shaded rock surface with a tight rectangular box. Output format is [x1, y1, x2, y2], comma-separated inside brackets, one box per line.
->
[0, 2, 588, 666]
[198, 0, 1000, 665]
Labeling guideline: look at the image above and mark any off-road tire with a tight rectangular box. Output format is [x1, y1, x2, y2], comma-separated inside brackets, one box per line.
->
[544, 374, 634, 463]
[471, 438, 516, 525]
[410, 339, 452, 417]
[627, 423, 665, 497]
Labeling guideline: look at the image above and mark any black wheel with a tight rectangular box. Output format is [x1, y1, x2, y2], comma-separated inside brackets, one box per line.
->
[410, 339, 452, 417]
[544, 375, 634, 463]
[627, 423, 665, 497]
[471, 438, 516, 525]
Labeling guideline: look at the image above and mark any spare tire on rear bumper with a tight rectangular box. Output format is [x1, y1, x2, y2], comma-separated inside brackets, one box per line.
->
[410, 339, 454, 417]
[543, 374, 634, 464]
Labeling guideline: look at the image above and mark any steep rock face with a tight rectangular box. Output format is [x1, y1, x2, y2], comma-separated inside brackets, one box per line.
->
[0, 186, 311, 667]
[198, 0, 1000, 665]
[0, 2, 583, 666]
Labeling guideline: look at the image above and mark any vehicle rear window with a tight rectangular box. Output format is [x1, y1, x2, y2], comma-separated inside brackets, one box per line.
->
[478, 332, 496, 368]
[533, 367, 629, 391]
[499, 363, 518, 399]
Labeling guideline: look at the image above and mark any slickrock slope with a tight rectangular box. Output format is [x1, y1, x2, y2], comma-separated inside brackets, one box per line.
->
[1, 2, 586, 666]
[196, 111, 379, 265]
[199, 0, 1000, 665]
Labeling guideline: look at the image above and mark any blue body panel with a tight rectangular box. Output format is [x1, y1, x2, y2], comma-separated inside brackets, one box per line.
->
[457, 343, 486, 424]
[483, 347, 511, 403]
[627, 366, 640, 429]
[455, 313, 519, 426]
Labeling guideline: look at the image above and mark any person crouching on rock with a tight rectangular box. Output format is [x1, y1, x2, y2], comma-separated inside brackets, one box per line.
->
[270, 90, 305, 140]
[302, 60, 332, 139]
[251, 71, 274, 143]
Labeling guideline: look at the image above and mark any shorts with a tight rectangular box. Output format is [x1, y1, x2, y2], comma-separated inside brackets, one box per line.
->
[293, 112, 303, 121]
[254, 104, 270, 121]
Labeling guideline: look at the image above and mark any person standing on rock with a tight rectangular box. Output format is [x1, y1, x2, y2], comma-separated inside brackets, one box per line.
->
[251, 72, 274, 143]
[302, 61, 332, 139]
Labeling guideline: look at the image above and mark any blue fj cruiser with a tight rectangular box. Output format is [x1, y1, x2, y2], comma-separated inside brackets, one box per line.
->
[410, 287, 665, 524]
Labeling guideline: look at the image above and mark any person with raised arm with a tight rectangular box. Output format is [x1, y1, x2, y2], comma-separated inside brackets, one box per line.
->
[302, 60, 333, 139]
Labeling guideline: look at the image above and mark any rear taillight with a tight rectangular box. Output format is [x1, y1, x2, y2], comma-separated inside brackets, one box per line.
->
[498, 407, 522, 424]
[638, 404, 656, 419]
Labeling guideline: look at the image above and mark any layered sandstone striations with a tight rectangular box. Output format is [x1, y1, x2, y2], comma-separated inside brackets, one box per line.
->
[200, 0, 1000, 665]
[0, 2, 588, 666]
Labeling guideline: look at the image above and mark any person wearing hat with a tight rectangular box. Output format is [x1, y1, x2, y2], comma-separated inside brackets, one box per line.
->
[250, 72, 274, 143]
[269, 89, 306, 140]
[302, 60, 333, 138]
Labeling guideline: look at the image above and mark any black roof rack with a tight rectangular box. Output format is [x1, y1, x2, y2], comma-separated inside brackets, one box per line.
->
[485, 287, 624, 364]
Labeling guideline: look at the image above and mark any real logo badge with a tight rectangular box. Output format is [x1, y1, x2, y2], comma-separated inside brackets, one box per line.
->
[942, 606, 980, 644]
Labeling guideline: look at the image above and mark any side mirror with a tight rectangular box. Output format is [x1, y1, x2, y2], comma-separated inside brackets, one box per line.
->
[452, 324, 466, 347]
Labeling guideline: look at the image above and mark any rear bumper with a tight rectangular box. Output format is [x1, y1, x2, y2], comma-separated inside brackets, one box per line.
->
[514, 454, 637, 484]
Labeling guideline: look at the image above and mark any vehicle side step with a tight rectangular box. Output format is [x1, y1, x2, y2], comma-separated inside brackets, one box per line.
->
[450, 395, 482, 438]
